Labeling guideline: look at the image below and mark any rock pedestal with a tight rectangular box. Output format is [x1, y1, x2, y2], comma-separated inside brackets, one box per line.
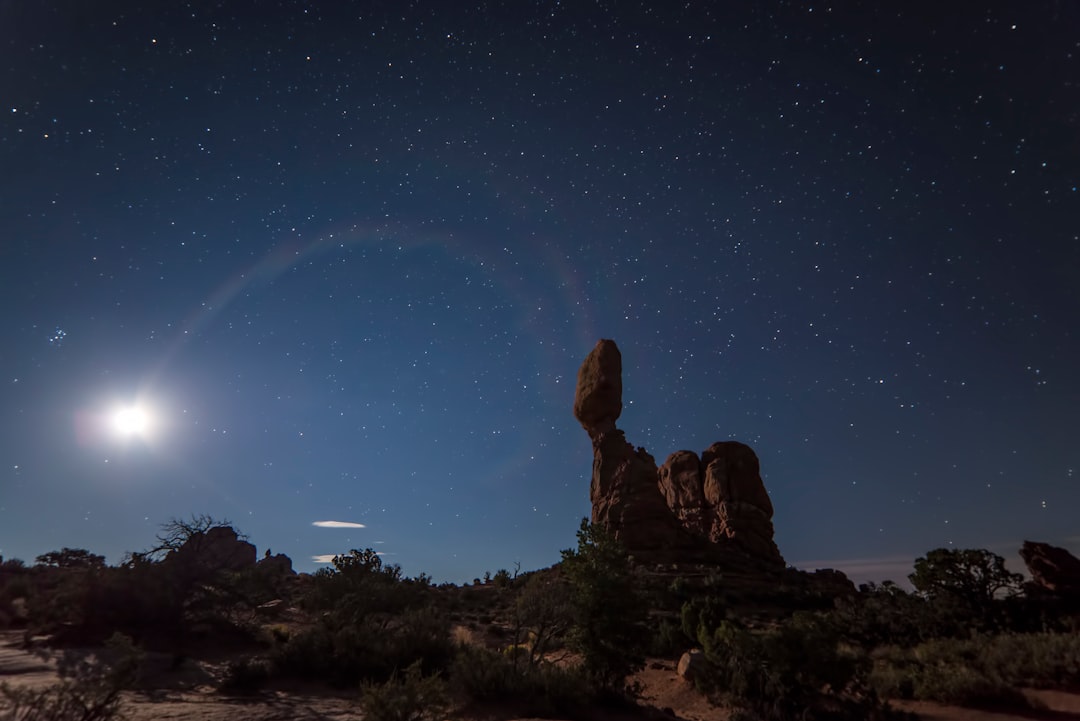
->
[574, 339, 783, 566]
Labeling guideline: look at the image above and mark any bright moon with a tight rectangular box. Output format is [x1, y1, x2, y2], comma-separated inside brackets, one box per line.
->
[111, 406, 150, 437]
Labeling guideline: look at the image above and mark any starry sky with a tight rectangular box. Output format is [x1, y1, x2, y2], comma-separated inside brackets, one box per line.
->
[2, 2, 1078, 584]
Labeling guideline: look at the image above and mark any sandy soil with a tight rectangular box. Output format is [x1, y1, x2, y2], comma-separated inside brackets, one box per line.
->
[0, 631, 360, 721]
[895, 692, 1080, 721]
[4, 631, 1080, 721]
[635, 661, 729, 721]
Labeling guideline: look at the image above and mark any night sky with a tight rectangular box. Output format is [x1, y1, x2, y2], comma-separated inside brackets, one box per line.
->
[2, 2, 1078, 584]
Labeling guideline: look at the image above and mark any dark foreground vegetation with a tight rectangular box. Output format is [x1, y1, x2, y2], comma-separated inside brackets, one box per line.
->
[2, 517, 1079, 721]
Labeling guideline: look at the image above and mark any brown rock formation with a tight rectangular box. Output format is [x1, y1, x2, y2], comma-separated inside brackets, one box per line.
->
[574, 339, 783, 566]
[589, 428, 699, 555]
[257, 552, 296, 576]
[168, 526, 257, 574]
[573, 339, 623, 437]
[1020, 541, 1080, 597]
[658, 441, 781, 560]
[658, 450, 708, 535]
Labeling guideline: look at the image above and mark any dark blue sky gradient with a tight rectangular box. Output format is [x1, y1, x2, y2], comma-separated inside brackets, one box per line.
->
[2, 2, 1078, 583]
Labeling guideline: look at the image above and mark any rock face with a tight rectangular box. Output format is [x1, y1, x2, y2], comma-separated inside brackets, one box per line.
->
[589, 427, 699, 555]
[574, 339, 783, 566]
[1020, 541, 1080, 597]
[658, 441, 780, 560]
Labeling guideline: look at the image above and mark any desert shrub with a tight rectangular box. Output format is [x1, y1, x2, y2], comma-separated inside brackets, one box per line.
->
[869, 642, 1024, 708]
[271, 606, 453, 686]
[304, 549, 427, 619]
[492, 568, 513, 588]
[383, 606, 455, 675]
[510, 574, 572, 666]
[826, 581, 930, 648]
[263, 623, 290, 644]
[825, 577, 1048, 648]
[906, 548, 1026, 637]
[34, 548, 106, 570]
[0, 632, 141, 721]
[271, 547, 450, 686]
[911, 662, 1024, 708]
[24, 538, 277, 647]
[983, 632, 1080, 687]
[219, 656, 270, 694]
[359, 660, 449, 721]
[870, 632, 1080, 708]
[681, 594, 728, 645]
[189, 565, 283, 624]
[268, 622, 334, 680]
[450, 644, 589, 715]
[649, 617, 688, 657]
[560, 518, 648, 693]
[451, 644, 524, 699]
[910, 548, 1023, 606]
[994, 592, 1079, 634]
[25, 562, 175, 644]
[0, 574, 31, 604]
[696, 614, 892, 721]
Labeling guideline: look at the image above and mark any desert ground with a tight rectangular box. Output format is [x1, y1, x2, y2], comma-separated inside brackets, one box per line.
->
[5, 630, 1080, 721]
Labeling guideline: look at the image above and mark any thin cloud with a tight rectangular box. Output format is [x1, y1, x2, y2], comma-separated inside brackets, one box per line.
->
[312, 520, 366, 529]
[793, 539, 1052, 587]
[792, 555, 918, 586]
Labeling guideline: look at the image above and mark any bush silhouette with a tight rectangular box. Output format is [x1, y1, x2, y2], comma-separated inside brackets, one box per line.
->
[560, 518, 647, 693]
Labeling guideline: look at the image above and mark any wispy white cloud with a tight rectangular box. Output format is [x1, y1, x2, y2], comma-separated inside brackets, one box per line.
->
[312, 520, 366, 529]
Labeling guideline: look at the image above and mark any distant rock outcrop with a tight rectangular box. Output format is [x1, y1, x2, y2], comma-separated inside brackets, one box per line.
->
[1020, 541, 1080, 597]
[167, 526, 257, 575]
[257, 552, 296, 576]
[573, 339, 783, 566]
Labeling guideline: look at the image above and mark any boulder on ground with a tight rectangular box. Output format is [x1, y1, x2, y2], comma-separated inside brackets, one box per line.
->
[677, 649, 706, 683]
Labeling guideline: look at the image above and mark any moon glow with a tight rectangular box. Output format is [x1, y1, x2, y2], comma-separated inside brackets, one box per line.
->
[111, 406, 151, 438]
